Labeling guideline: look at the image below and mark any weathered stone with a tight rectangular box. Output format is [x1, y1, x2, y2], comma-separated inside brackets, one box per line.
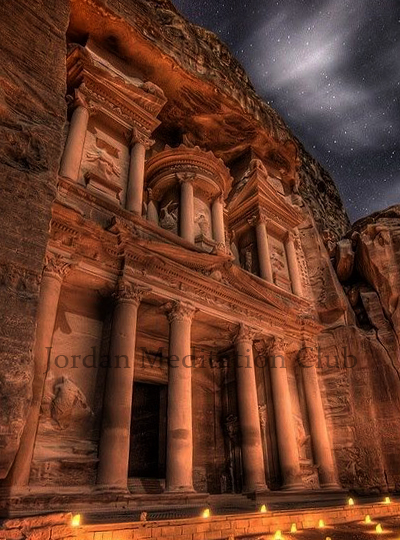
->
[0, 0, 399, 519]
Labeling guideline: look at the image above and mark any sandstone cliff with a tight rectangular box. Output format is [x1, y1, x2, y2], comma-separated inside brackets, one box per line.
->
[0, 0, 69, 478]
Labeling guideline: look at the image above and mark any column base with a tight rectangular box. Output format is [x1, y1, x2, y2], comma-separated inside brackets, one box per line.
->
[320, 482, 344, 491]
[164, 486, 196, 494]
[243, 484, 269, 495]
[281, 482, 306, 492]
[94, 484, 129, 494]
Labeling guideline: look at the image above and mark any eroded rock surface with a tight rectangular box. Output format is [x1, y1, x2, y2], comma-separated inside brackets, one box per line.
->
[0, 0, 69, 478]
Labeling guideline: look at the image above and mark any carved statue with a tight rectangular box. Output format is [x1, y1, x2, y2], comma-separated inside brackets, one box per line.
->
[159, 200, 178, 230]
[51, 376, 92, 430]
[195, 211, 210, 237]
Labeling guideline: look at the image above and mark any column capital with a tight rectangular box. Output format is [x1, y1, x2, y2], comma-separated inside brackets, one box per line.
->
[267, 336, 289, 356]
[164, 300, 197, 323]
[298, 345, 318, 367]
[287, 229, 300, 245]
[212, 192, 225, 205]
[126, 127, 155, 149]
[67, 85, 97, 116]
[114, 278, 151, 305]
[43, 253, 73, 281]
[176, 172, 196, 185]
[247, 214, 259, 228]
[234, 323, 257, 344]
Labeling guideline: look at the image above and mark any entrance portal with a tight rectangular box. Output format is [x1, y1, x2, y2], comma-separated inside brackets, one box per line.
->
[128, 382, 167, 479]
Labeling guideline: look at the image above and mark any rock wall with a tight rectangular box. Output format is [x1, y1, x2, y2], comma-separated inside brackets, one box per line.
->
[0, 0, 69, 478]
[299, 204, 400, 493]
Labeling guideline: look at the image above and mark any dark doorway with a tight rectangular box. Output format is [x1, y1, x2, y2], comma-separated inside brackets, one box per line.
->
[128, 382, 167, 478]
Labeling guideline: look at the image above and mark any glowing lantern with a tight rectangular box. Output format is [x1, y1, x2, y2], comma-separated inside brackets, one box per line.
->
[202, 508, 210, 518]
[260, 504, 268, 513]
[318, 519, 325, 528]
[384, 496, 391, 504]
[71, 515, 81, 527]
[348, 497, 355, 506]
[365, 515, 372, 524]
[274, 530, 282, 540]
[290, 523, 297, 533]
[376, 523, 383, 534]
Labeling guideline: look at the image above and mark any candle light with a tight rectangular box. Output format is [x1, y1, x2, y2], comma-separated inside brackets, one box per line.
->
[376, 523, 383, 534]
[290, 523, 297, 533]
[348, 497, 355, 506]
[318, 519, 325, 528]
[274, 530, 282, 540]
[260, 504, 268, 513]
[365, 515, 372, 524]
[384, 496, 391, 504]
[71, 514, 81, 527]
[202, 508, 210, 518]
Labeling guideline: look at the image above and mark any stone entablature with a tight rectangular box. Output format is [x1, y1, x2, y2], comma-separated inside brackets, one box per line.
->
[48, 199, 319, 342]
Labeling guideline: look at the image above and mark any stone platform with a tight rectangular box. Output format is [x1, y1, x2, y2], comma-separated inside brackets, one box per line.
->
[1, 499, 400, 540]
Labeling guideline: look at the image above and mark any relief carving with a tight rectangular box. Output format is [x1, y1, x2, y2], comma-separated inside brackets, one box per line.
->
[159, 200, 179, 231]
[50, 376, 92, 430]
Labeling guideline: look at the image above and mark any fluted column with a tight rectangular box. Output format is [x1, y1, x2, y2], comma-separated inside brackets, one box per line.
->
[235, 324, 268, 492]
[59, 87, 91, 182]
[5, 254, 71, 487]
[146, 188, 159, 225]
[268, 338, 303, 490]
[97, 279, 149, 489]
[125, 129, 154, 215]
[178, 173, 195, 243]
[212, 194, 225, 247]
[165, 301, 196, 492]
[299, 347, 340, 489]
[286, 230, 303, 296]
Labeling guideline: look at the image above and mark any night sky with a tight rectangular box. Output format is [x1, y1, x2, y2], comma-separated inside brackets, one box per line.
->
[173, 0, 400, 223]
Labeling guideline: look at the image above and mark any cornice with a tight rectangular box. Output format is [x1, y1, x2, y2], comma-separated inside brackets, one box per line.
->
[67, 45, 166, 136]
[145, 144, 232, 199]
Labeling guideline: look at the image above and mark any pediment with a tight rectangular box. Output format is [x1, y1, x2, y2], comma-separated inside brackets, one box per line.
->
[228, 161, 303, 229]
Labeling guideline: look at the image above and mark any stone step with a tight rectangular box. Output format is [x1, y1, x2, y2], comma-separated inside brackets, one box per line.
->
[128, 477, 165, 494]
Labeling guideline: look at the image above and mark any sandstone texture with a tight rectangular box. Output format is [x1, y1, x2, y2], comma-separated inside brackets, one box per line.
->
[0, 0, 398, 519]
[0, 0, 69, 478]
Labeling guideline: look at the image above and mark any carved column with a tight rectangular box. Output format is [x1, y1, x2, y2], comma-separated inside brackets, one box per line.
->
[285, 230, 303, 296]
[299, 347, 340, 489]
[146, 188, 159, 225]
[212, 194, 225, 247]
[235, 324, 268, 492]
[97, 279, 148, 489]
[126, 129, 154, 215]
[249, 216, 273, 283]
[268, 338, 303, 490]
[165, 301, 196, 492]
[6, 254, 71, 487]
[178, 173, 195, 243]
[59, 87, 91, 182]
